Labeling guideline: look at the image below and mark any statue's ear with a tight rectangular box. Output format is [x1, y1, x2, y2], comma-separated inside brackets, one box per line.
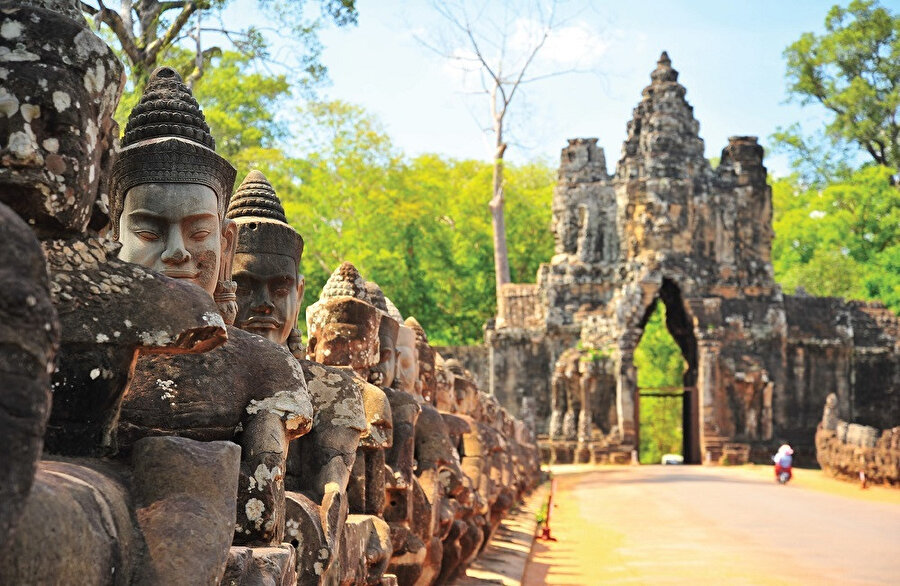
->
[291, 275, 305, 330]
[220, 217, 238, 281]
[296, 274, 306, 307]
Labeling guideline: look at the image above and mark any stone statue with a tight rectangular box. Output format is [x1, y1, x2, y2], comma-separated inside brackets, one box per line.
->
[0, 203, 58, 546]
[111, 68, 314, 552]
[0, 4, 245, 583]
[361, 289, 430, 583]
[229, 170, 305, 346]
[0, 5, 540, 582]
[111, 69, 238, 306]
[822, 392, 839, 432]
[227, 170, 373, 583]
[306, 263, 393, 583]
[395, 321, 420, 397]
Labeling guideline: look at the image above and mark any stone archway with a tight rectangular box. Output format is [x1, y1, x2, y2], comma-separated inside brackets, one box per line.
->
[628, 278, 701, 464]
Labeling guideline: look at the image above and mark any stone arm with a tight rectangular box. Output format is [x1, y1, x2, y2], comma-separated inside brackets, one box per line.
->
[236, 385, 313, 546]
[312, 429, 359, 552]
[234, 410, 289, 546]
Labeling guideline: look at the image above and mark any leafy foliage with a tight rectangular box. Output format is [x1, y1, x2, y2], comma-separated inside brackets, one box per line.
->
[774, 0, 900, 182]
[260, 101, 555, 345]
[772, 166, 900, 308]
[634, 303, 685, 464]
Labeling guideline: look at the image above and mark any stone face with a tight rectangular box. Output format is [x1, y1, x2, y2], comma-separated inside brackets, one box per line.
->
[229, 170, 304, 347]
[488, 52, 900, 464]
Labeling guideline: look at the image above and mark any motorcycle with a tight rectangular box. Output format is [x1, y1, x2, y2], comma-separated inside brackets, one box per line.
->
[773, 444, 793, 485]
[776, 465, 792, 484]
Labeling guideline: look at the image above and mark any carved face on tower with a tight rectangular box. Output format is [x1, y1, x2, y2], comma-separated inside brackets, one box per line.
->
[110, 67, 237, 298]
[306, 262, 381, 374]
[0, 1, 124, 235]
[228, 171, 305, 346]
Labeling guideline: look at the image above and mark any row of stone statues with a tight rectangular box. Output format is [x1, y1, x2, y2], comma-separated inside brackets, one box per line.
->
[0, 1, 539, 584]
[816, 394, 900, 486]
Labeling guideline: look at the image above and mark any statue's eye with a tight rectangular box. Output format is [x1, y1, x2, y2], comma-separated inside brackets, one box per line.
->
[190, 230, 211, 241]
[135, 230, 159, 242]
[273, 287, 290, 297]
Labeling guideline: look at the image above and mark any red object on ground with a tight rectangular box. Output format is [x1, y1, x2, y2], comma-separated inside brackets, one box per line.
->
[537, 476, 558, 541]
[775, 464, 792, 481]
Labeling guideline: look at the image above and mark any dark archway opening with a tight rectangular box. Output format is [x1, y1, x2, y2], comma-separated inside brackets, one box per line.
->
[635, 278, 700, 463]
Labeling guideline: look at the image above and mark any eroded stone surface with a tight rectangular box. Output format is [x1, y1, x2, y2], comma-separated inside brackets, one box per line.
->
[0, 202, 57, 545]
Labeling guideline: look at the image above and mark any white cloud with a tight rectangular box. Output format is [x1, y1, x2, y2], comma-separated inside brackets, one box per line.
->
[510, 18, 611, 70]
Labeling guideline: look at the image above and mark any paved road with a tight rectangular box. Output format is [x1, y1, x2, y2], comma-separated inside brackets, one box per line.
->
[524, 466, 900, 585]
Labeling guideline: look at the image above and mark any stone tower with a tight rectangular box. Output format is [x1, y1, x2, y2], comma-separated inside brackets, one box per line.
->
[486, 53, 900, 464]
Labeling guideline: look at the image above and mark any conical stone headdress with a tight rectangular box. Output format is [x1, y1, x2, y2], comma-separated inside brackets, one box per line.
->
[321, 262, 369, 302]
[109, 66, 236, 238]
[228, 170, 303, 266]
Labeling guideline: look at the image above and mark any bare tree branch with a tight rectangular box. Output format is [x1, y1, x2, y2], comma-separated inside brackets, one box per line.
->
[145, 1, 198, 64]
[93, 0, 142, 64]
[423, 0, 577, 296]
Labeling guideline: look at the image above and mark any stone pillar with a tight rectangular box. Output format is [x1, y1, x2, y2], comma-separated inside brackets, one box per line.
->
[762, 382, 774, 441]
[697, 340, 721, 459]
[615, 346, 637, 446]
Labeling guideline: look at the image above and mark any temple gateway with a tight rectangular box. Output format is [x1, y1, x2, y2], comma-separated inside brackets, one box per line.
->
[445, 52, 900, 465]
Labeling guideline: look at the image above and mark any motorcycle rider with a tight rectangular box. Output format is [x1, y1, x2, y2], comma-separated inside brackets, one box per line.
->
[773, 443, 793, 483]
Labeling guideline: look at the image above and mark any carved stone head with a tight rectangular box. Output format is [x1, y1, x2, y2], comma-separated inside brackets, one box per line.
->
[228, 170, 304, 346]
[394, 324, 419, 396]
[110, 67, 237, 299]
[406, 316, 437, 402]
[0, 0, 124, 236]
[363, 281, 399, 388]
[433, 354, 457, 412]
[306, 262, 381, 374]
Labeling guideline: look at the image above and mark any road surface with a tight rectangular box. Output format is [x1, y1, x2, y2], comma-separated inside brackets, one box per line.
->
[523, 465, 900, 585]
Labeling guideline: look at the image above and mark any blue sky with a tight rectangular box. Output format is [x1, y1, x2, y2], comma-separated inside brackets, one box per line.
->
[224, 0, 899, 177]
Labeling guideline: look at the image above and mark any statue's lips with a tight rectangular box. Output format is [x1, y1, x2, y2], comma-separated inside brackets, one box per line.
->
[241, 316, 282, 330]
[162, 269, 200, 279]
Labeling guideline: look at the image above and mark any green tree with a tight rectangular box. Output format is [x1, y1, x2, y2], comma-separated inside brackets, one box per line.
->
[275, 100, 554, 344]
[634, 303, 685, 464]
[772, 166, 900, 307]
[775, 0, 900, 182]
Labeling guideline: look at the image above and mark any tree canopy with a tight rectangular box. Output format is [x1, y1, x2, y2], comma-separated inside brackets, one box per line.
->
[275, 101, 555, 344]
[776, 0, 899, 183]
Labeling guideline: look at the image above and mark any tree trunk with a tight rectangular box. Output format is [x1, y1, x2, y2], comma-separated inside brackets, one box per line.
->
[490, 142, 511, 303]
